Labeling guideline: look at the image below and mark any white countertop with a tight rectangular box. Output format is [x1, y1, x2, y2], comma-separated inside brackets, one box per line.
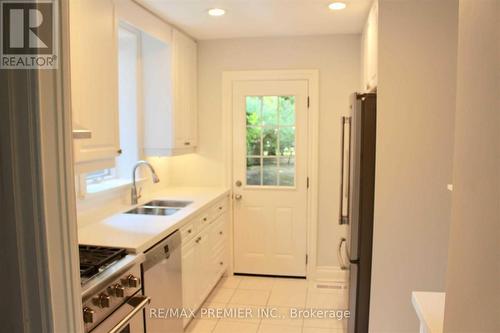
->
[412, 291, 446, 333]
[78, 187, 230, 253]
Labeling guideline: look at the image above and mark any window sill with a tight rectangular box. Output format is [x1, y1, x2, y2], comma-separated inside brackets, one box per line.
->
[85, 177, 146, 197]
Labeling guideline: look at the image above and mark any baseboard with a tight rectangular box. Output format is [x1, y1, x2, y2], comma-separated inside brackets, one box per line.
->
[313, 265, 349, 283]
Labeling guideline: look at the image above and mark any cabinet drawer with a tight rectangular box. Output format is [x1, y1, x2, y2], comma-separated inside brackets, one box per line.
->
[213, 216, 227, 235]
[210, 197, 228, 218]
[180, 220, 197, 243]
[213, 229, 226, 250]
[197, 211, 212, 230]
[213, 245, 227, 273]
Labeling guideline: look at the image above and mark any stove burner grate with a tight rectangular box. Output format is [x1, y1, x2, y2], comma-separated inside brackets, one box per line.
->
[79, 245, 127, 280]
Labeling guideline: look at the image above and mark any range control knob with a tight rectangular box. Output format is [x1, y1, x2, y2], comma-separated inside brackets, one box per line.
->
[127, 274, 140, 288]
[113, 284, 125, 297]
[98, 293, 111, 308]
[83, 307, 95, 324]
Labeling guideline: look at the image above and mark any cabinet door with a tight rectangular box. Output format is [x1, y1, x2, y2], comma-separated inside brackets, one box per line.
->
[210, 213, 228, 280]
[172, 29, 198, 149]
[70, 0, 120, 166]
[182, 239, 197, 327]
[196, 229, 215, 303]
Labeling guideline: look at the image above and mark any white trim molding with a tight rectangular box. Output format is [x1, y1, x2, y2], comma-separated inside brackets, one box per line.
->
[40, 0, 83, 331]
[222, 70, 320, 279]
[314, 266, 349, 283]
[0, 1, 82, 331]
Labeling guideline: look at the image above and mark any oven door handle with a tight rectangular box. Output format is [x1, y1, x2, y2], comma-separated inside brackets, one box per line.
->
[108, 296, 150, 333]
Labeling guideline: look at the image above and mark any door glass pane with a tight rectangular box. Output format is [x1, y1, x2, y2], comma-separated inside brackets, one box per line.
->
[246, 127, 261, 155]
[263, 158, 278, 186]
[263, 128, 278, 156]
[279, 96, 295, 125]
[279, 127, 295, 157]
[279, 157, 295, 186]
[246, 158, 261, 185]
[262, 96, 278, 126]
[246, 96, 262, 125]
[245, 95, 296, 187]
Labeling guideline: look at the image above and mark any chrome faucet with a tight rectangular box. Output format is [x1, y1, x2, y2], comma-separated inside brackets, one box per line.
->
[131, 160, 160, 204]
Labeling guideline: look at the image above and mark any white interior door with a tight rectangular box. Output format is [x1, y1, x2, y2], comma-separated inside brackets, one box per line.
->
[232, 80, 309, 277]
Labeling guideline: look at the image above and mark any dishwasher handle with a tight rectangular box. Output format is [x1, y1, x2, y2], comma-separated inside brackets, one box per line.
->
[143, 231, 181, 271]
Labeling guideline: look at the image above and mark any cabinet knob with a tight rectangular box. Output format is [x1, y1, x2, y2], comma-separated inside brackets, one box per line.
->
[117, 149, 123, 154]
[83, 307, 95, 324]
[98, 294, 110, 308]
[219, 261, 224, 266]
[195, 236, 202, 243]
[127, 275, 140, 288]
[188, 229, 192, 234]
[219, 231, 223, 235]
[113, 284, 125, 298]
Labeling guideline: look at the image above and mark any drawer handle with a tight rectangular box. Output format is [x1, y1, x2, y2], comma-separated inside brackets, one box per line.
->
[218, 206, 223, 210]
[203, 217, 208, 222]
[195, 236, 202, 243]
[187, 229, 192, 234]
[219, 231, 223, 235]
[219, 261, 224, 266]
[184, 142, 191, 146]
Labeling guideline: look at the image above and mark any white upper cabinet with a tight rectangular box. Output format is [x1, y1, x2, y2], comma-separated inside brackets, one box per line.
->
[361, 0, 378, 92]
[173, 29, 198, 151]
[142, 28, 198, 156]
[70, 0, 198, 167]
[70, 0, 120, 172]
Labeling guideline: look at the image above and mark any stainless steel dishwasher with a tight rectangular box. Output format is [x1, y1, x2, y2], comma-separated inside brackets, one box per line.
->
[142, 230, 183, 333]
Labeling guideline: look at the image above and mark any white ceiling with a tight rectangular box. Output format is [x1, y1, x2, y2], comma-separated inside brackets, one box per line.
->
[139, 0, 372, 40]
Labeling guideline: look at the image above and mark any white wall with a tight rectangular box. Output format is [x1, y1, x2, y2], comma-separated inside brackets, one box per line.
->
[360, 0, 378, 92]
[168, 35, 360, 268]
[369, 1, 458, 332]
[443, 1, 500, 331]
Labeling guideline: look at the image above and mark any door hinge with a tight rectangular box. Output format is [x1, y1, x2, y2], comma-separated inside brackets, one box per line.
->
[306, 254, 308, 265]
[307, 177, 310, 189]
[307, 96, 310, 108]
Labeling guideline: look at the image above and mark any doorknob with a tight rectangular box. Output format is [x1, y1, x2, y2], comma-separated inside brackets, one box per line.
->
[234, 194, 242, 200]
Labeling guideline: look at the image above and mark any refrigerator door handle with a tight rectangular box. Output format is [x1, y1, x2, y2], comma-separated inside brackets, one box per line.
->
[339, 237, 359, 269]
[339, 117, 352, 225]
[339, 117, 345, 224]
[342, 237, 359, 264]
[338, 238, 348, 270]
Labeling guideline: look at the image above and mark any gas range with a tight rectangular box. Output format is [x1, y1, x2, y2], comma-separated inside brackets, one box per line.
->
[79, 245, 148, 333]
[80, 245, 127, 286]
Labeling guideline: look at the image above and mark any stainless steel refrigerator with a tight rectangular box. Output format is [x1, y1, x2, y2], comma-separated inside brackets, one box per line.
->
[338, 93, 377, 333]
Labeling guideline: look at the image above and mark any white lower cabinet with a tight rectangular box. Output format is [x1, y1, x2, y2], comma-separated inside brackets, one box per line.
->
[181, 198, 229, 327]
[181, 237, 198, 321]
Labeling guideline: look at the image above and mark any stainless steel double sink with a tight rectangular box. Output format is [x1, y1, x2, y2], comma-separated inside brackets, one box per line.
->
[125, 200, 192, 216]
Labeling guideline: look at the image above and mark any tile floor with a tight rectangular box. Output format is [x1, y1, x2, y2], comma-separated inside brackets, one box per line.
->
[185, 275, 349, 333]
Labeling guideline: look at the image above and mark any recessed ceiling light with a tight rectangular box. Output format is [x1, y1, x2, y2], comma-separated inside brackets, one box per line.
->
[208, 8, 226, 16]
[329, 2, 347, 10]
